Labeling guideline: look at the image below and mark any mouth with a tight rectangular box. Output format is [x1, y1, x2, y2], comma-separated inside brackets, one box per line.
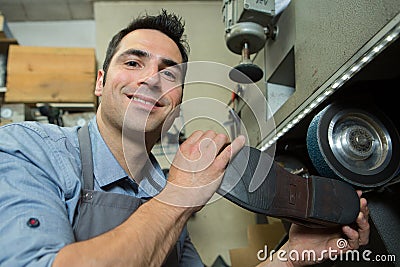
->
[126, 94, 163, 107]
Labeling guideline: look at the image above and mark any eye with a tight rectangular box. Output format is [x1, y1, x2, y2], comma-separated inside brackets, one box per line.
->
[125, 60, 141, 68]
[160, 69, 177, 81]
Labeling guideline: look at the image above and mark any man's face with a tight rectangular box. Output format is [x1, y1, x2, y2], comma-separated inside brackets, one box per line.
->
[95, 29, 183, 136]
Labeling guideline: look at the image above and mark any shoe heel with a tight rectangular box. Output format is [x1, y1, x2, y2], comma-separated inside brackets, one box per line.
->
[219, 146, 360, 228]
[308, 176, 360, 225]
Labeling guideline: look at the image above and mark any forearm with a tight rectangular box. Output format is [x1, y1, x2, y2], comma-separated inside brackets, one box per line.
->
[53, 194, 195, 267]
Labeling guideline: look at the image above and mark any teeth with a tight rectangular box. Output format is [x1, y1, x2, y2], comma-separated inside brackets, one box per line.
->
[133, 97, 153, 105]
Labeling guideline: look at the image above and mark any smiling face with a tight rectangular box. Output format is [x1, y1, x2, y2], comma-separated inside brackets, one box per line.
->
[95, 29, 184, 143]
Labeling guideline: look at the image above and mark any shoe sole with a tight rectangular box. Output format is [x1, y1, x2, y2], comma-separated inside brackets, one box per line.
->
[217, 146, 360, 228]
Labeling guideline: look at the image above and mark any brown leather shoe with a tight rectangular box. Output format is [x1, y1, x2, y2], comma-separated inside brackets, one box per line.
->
[217, 146, 360, 228]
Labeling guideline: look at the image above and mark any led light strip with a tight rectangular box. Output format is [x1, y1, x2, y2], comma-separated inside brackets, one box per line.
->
[259, 16, 400, 152]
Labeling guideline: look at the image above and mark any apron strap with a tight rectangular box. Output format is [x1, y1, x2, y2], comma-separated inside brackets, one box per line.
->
[76, 124, 185, 266]
[78, 124, 94, 190]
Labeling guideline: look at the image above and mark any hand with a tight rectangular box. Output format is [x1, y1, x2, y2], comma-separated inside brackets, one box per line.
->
[157, 130, 245, 209]
[281, 190, 369, 267]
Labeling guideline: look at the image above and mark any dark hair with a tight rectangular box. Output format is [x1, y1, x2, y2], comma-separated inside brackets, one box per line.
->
[102, 9, 190, 85]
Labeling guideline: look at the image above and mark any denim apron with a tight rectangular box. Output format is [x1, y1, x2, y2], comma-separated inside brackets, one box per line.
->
[73, 125, 180, 266]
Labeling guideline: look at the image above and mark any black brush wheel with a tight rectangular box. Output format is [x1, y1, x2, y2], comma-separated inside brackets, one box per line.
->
[307, 102, 400, 188]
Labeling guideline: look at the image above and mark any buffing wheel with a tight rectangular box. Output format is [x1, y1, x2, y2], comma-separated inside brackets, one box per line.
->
[229, 63, 264, 84]
[307, 103, 400, 188]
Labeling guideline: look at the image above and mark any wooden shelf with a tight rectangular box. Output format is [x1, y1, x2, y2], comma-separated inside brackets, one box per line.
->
[0, 38, 18, 54]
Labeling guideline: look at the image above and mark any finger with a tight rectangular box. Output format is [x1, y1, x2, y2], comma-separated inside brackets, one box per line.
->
[357, 209, 370, 246]
[360, 197, 369, 218]
[201, 130, 218, 145]
[197, 131, 218, 157]
[342, 208, 371, 249]
[181, 130, 204, 147]
[342, 225, 360, 250]
[214, 135, 245, 169]
[195, 130, 217, 152]
[229, 135, 246, 157]
[356, 196, 370, 246]
[173, 131, 204, 169]
[213, 133, 229, 153]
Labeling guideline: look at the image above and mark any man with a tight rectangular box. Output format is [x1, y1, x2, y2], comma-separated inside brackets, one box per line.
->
[0, 10, 369, 267]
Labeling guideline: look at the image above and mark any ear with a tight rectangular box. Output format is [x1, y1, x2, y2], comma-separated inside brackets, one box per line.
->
[95, 69, 105, 97]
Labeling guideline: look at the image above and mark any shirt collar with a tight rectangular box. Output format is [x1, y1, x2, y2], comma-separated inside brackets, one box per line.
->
[88, 117, 127, 187]
[88, 117, 166, 197]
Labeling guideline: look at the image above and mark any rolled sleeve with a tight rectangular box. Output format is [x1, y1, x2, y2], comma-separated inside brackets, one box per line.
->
[0, 123, 80, 266]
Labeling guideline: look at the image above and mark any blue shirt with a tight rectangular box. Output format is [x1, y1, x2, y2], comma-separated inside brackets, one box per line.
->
[0, 117, 202, 266]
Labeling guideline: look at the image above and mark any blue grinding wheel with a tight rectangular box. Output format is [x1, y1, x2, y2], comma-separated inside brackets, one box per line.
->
[306, 103, 400, 188]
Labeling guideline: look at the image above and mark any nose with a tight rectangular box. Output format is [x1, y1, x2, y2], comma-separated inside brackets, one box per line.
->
[137, 65, 161, 90]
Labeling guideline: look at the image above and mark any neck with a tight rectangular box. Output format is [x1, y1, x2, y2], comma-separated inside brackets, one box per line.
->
[95, 111, 157, 182]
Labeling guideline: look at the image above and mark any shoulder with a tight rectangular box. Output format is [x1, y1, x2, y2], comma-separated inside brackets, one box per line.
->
[1, 121, 78, 141]
[0, 121, 81, 175]
[0, 122, 83, 198]
[0, 121, 78, 151]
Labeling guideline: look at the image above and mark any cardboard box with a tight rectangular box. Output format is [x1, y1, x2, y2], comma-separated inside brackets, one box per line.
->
[229, 222, 287, 267]
[5, 45, 96, 103]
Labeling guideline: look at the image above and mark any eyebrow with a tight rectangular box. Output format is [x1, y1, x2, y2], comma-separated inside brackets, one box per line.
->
[119, 49, 149, 59]
[161, 58, 178, 68]
[118, 48, 180, 68]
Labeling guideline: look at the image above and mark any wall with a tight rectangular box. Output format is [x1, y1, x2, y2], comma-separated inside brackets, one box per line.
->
[8, 20, 95, 48]
[6, 4, 267, 265]
[94, 3, 260, 265]
[262, 0, 400, 144]
[95, 1, 242, 139]
[93, 1, 267, 167]
[8, 4, 269, 150]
